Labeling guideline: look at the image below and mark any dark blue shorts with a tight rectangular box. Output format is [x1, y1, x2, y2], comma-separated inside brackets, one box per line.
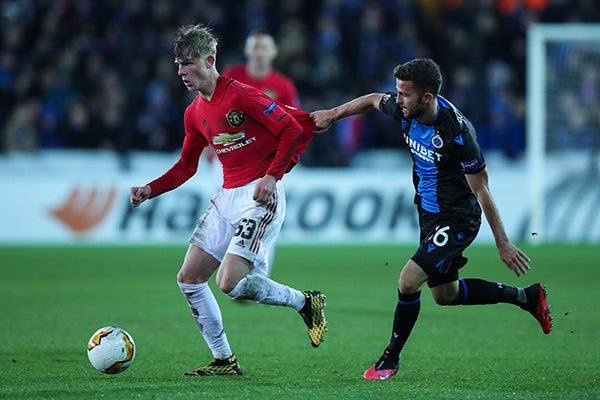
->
[411, 206, 481, 288]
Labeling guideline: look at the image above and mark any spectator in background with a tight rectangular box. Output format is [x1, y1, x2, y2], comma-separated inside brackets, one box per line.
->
[134, 58, 183, 152]
[2, 97, 40, 152]
[61, 97, 99, 149]
[479, 60, 525, 159]
[1, 0, 597, 162]
[223, 31, 300, 107]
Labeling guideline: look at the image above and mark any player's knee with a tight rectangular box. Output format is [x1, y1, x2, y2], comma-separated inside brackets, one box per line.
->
[177, 270, 195, 284]
[215, 278, 231, 294]
[177, 260, 217, 284]
[218, 283, 235, 295]
[398, 261, 428, 294]
[398, 274, 424, 294]
[430, 280, 461, 305]
[215, 274, 238, 294]
[398, 280, 421, 294]
[432, 292, 455, 305]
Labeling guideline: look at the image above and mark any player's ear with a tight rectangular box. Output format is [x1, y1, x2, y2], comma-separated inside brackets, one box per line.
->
[205, 55, 215, 69]
[423, 92, 434, 104]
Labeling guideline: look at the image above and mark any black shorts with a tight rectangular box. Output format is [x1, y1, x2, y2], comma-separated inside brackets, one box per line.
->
[411, 206, 481, 288]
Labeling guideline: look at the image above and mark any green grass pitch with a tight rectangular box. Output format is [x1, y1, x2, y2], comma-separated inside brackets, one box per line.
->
[0, 244, 598, 399]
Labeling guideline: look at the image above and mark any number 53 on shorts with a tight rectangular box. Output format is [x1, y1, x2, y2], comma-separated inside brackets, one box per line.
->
[234, 218, 257, 240]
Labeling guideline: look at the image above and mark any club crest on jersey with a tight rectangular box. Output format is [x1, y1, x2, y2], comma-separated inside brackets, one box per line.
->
[213, 131, 246, 146]
[226, 110, 246, 127]
[431, 133, 444, 149]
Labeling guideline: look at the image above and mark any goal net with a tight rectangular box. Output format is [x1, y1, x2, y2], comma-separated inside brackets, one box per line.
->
[527, 24, 600, 244]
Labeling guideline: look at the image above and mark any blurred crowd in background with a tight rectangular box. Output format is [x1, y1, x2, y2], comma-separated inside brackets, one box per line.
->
[1, 0, 598, 167]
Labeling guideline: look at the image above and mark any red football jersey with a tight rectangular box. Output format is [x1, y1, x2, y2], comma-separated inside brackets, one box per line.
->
[222, 65, 300, 107]
[147, 76, 315, 197]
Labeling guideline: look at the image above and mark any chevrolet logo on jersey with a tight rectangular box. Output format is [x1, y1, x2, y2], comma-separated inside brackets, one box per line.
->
[226, 110, 246, 127]
[213, 131, 246, 146]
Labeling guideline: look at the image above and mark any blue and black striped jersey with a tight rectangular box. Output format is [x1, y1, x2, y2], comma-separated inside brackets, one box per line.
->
[379, 93, 486, 214]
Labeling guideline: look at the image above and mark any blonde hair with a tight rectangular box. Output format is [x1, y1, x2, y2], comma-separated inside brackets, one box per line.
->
[173, 24, 218, 61]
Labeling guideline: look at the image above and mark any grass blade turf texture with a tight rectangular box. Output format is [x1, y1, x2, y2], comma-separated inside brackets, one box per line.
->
[0, 245, 598, 399]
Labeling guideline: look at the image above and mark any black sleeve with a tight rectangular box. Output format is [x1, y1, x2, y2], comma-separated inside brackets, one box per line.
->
[378, 92, 403, 122]
[456, 120, 486, 174]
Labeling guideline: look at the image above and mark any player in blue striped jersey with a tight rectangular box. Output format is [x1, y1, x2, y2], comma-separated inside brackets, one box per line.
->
[311, 58, 551, 381]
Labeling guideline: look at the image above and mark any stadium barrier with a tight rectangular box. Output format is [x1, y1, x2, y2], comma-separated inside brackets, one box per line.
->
[0, 150, 553, 245]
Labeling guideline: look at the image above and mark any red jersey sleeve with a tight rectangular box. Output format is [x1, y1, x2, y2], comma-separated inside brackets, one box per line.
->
[266, 117, 302, 179]
[147, 108, 207, 198]
[281, 106, 317, 171]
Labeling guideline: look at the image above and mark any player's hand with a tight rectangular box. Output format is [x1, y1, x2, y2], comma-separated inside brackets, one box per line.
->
[310, 110, 335, 134]
[130, 185, 151, 207]
[253, 175, 276, 204]
[498, 241, 531, 277]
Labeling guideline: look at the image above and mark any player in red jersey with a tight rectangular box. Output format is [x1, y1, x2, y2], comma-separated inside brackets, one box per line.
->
[223, 31, 300, 108]
[130, 24, 325, 377]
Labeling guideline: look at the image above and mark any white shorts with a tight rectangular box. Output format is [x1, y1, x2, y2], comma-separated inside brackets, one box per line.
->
[189, 178, 285, 276]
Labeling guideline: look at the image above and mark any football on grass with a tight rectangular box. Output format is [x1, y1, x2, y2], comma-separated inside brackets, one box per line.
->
[87, 326, 136, 374]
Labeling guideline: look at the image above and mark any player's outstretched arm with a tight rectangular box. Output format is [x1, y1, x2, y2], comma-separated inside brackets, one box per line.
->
[310, 93, 383, 134]
[465, 168, 531, 277]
